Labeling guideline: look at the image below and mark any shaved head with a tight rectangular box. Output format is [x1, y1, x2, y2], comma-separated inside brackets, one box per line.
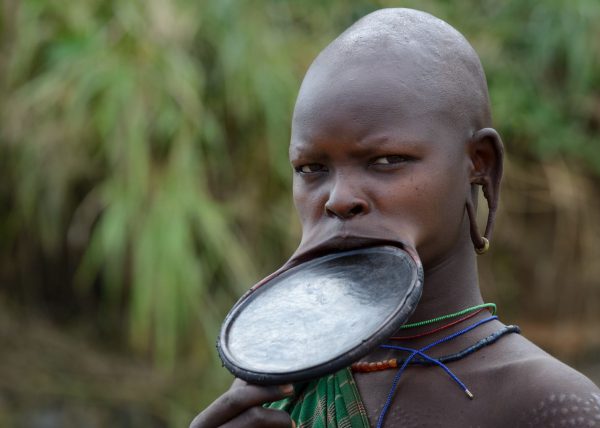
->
[288, 8, 504, 267]
[293, 8, 491, 140]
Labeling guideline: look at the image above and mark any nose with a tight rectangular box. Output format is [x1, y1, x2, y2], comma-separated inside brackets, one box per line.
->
[324, 179, 370, 219]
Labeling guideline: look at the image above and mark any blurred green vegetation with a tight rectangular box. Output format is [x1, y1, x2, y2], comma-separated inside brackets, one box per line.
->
[1, 0, 599, 426]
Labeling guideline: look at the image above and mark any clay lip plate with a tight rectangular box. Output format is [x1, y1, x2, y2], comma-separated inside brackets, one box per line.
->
[217, 245, 423, 385]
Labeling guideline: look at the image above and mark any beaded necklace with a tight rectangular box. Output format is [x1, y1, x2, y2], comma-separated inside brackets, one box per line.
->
[398, 302, 497, 330]
[353, 303, 519, 428]
[352, 324, 520, 372]
[352, 303, 499, 373]
[375, 315, 501, 428]
[390, 307, 487, 341]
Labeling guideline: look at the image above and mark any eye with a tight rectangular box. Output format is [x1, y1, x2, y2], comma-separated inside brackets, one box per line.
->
[295, 163, 328, 174]
[371, 155, 412, 165]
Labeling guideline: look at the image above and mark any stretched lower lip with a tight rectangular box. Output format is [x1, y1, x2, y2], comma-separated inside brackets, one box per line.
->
[247, 235, 420, 294]
[289, 235, 412, 266]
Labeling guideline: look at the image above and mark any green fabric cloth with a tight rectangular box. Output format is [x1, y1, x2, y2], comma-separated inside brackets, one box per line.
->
[265, 368, 371, 428]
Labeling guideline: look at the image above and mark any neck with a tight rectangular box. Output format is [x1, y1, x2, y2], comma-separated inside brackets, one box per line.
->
[358, 230, 500, 362]
[405, 232, 483, 326]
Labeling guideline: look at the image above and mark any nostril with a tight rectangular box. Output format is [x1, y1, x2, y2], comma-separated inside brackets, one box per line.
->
[349, 204, 364, 217]
[325, 201, 367, 219]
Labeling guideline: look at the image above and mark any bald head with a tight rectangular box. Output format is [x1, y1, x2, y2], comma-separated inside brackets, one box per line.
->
[292, 8, 491, 141]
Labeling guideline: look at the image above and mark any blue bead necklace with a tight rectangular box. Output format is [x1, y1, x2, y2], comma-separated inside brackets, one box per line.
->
[375, 315, 505, 428]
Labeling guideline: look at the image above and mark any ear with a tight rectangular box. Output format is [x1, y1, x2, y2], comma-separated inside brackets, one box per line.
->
[467, 128, 504, 240]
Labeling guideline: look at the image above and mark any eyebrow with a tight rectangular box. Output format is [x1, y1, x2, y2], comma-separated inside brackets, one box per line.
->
[355, 135, 431, 152]
[289, 134, 431, 161]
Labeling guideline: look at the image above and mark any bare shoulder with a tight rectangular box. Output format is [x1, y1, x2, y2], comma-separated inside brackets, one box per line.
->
[491, 333, 600, 427]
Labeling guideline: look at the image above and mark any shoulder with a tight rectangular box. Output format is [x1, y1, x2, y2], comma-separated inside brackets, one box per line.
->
[490, 333, 600, 427]
[516, 356, 600, 427]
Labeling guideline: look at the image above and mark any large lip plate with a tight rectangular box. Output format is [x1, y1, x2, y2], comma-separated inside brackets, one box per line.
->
[217, 245, 423, 385]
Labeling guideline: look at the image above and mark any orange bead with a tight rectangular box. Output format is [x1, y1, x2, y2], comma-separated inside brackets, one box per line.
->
[352, 359, 401, 372]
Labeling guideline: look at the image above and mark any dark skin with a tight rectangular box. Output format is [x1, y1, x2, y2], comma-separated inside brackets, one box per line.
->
[191, 8, 600, 428]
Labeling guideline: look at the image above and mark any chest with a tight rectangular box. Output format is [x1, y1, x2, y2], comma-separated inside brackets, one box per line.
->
[354, 362, 511, 428]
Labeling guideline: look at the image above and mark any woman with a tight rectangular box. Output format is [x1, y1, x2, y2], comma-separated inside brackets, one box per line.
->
[191, 8, 599, 427]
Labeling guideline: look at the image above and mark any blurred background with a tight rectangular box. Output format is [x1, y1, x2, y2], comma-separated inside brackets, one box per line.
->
[1, 0, 599, 426]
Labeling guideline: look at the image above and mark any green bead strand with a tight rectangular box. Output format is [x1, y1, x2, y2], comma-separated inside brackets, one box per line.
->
[400, 303, 497, 330]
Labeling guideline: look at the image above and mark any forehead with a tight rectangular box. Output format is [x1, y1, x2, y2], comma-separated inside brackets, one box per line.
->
[290, 8, 491, 156]
[290, 59, 467, 158]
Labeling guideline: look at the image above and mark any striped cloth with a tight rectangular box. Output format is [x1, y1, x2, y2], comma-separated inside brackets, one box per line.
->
[265, 368, 370, 428]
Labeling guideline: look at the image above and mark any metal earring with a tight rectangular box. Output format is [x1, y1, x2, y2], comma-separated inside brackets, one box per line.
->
[475, 237, 489, 255]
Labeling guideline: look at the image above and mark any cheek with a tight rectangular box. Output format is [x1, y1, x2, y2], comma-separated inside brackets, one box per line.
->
[383, 167, 467, 246]
[292, 182, 307, 217]
[414, 168, 470, 246]
[292, 181, 324, 223]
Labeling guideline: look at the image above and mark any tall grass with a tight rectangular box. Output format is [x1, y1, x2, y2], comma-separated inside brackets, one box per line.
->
[1, 0, 302, 364]
[1, 0, 599, 374]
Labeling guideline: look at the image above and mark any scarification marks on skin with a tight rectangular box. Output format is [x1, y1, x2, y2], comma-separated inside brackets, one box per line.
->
[526, 392, 600, 427]
[378, 405, 449, 428]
